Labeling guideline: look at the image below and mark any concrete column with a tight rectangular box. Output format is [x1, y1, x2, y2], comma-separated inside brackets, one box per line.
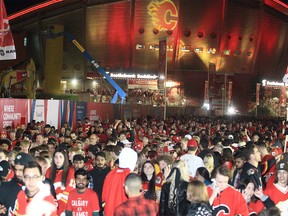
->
[43, 24, 64, 95]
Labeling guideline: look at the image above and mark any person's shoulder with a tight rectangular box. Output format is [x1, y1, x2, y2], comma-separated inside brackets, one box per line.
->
[85, 188, 98, 195]
[1, 178, 19, 188]
[224, 185, 244, 197]
[68, 188, 78, 196]
[17, 189, 26, 197]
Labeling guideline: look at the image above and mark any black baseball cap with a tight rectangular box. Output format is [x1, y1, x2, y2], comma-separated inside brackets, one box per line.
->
[0, 160, 10, 178]
[14, 153, 33, 166]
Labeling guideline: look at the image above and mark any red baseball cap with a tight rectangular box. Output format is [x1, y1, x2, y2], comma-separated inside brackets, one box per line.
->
[187, 139, 197, 147]
[223, 161, 233, 171]
[271, 147, 283, 157]
[172, 136, 181, 143]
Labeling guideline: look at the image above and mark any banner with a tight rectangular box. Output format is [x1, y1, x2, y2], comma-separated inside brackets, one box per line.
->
[158, 38, 167, 90]
[228, 81, 233, 105]
[128, 79, 158, 90]
[256, 83, 260, 105]
[0, 99, 28, 128]
[204, 80, 209, 102]
[76, 101, 87, 122]
[0, 0, 16, 60]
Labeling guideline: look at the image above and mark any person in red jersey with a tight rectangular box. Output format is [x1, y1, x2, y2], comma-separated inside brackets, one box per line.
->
[102, 147, 138, 216]
[13, 161, 57, 216]
[208, 166, 249, 216]
[66, 168, 100, 216]
[114, 173, 158, 216]
[46, 148, 75, 216]
[237, 178, 275, 215]
[262, 160, 288, 214]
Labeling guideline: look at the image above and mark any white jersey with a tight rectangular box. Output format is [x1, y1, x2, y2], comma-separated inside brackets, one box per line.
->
[180, 154, 204, 177]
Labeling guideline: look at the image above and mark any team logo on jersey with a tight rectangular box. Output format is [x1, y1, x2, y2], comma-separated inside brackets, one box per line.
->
[212, 204, 230, 216]
[147, 0, 178, 31]
[247, 168, 255, 175]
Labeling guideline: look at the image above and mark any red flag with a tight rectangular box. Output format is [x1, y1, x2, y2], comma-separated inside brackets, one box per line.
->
[256, 83, 260, 105]
[204, 80, 209, 102]
[228, 81, 233, 104]
[0, 0, 16, 60]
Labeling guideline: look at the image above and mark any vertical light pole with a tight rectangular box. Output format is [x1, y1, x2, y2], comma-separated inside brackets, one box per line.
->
[159, 38, 167, 120]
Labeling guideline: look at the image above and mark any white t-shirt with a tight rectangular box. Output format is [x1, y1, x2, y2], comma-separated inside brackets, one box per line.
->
[180, 154, 204, 177]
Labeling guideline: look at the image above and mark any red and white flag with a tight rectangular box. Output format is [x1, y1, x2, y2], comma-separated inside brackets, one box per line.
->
[0, 0, 16, 60]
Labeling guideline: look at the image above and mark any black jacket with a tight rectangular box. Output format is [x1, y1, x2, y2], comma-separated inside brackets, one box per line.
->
[0, 178, 23, 216]
[187, 201, 212, 216]
[240, 162, 263, 189]
[159, 181, 188, 216]
[89, 166, 111, 203]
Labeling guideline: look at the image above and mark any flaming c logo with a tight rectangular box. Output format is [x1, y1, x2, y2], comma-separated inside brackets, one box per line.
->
[147, 0, 178, 31]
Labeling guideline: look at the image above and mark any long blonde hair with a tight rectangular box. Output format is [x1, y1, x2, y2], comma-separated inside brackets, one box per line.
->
[204, 154, 214, 174]
[186, 180, 209, 203]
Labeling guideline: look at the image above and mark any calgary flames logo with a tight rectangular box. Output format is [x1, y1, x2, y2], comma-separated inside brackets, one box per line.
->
[147, 0, 178, 31]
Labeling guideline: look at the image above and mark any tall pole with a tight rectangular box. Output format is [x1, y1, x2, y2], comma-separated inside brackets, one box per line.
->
[164, 65, 167, 121]
[159, 38, 167, 120]
[285, 109, 288, 153]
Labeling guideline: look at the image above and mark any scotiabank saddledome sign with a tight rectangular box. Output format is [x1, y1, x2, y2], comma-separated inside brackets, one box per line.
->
[147, 0, 178, 31]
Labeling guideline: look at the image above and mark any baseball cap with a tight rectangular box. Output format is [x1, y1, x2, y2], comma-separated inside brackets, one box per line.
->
[171, 136, 180, 143]
[133, 140, 143, 151]
[276, 160, 288, 172]
[0, 160, 10, 178]
[121, 139, 132, 145]
[184, 134, 192, 140]
[228, 134, 234, 140]
[14, 152, 34, 166]
[222, 160, 233, 171]
[187, 139, 198, 147]
[164, 144, 175, 153]
[271, 147, 283, 157]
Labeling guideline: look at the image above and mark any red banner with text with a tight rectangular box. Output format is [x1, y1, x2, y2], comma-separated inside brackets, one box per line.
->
[0, 0, 16, 60]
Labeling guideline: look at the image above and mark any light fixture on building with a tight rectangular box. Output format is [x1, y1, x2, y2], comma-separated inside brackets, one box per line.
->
[181, 45, 191, 53]
[247, 51, 253, 56]
[223, 49, 231, 55]
[149, 45, 159, 50]
[234, 50, 241, 56]
[207, 48, 216, 54]
[71, 79, 78, 86]
[136, 44, 145, 50]
[194, 47, 203, 53]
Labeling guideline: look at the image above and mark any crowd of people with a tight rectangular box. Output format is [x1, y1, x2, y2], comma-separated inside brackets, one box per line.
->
[0, 116, 287, 216]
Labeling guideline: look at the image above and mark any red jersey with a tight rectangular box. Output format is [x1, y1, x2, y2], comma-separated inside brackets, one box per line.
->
[264, 183, 288, 205]
[66, 188, 100, 216]
[248, 201, 265, 214]
[102, 168, 131, 216]
[207, 185, 249, 216]
[13, 190, 57, 216]
[46, 167, 75, 215]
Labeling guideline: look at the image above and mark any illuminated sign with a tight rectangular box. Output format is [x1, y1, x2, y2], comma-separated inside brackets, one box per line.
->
[262, 79, 288, 87]
[147, 0, 178, 31]
[110, 73, 158, 79]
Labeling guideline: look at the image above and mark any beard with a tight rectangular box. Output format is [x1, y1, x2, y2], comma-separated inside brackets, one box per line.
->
[76, 183, 86, 190]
